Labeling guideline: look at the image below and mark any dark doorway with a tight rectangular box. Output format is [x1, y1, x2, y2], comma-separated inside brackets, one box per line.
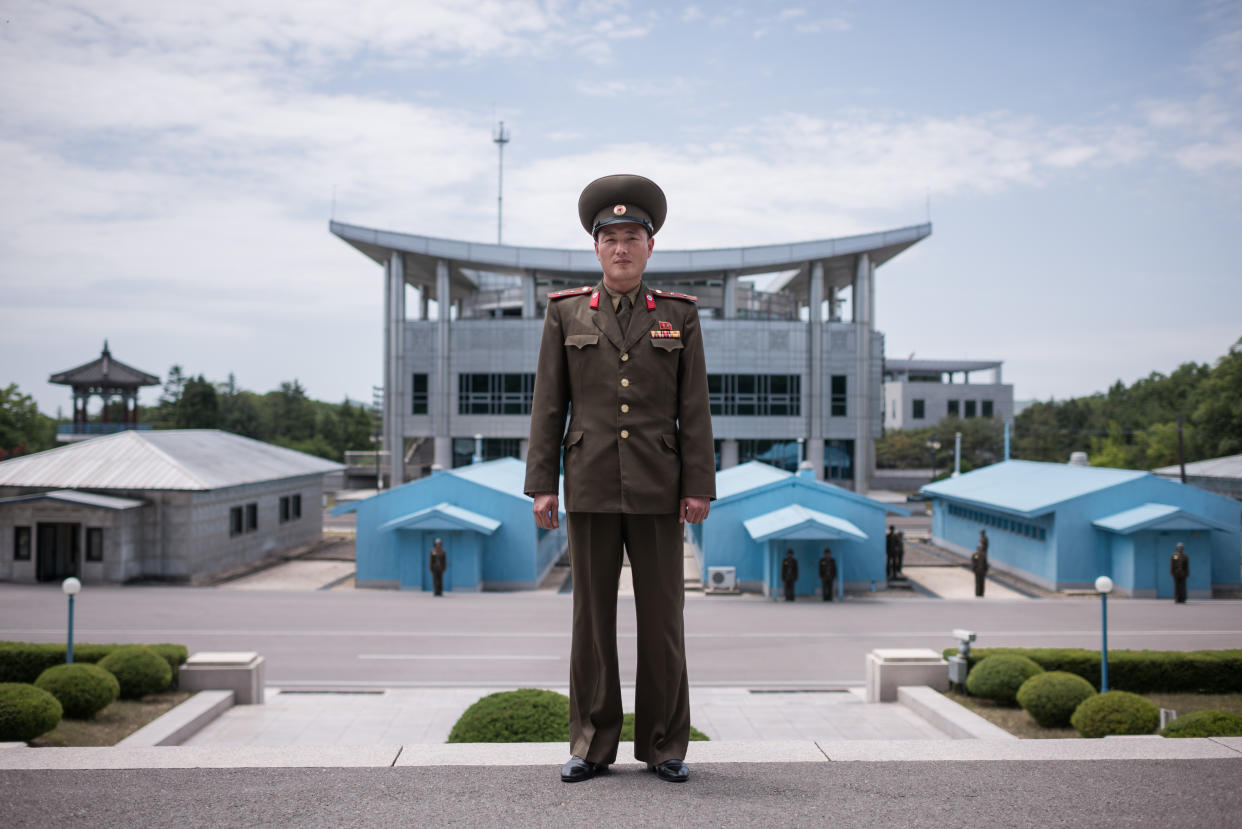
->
[36, 522, 80, 582]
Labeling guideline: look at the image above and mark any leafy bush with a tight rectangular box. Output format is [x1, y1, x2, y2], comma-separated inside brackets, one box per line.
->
[0, 683, 63, 741]
[449, 689, 570, 743]
[97, 646, 172, 699]
[1071, 691, 1160, 738]
[941, 648, 1242, 694]
[966, 655, 1045, 705]
[447, 689, 712, 743]
[1160, 710, 1242, 738]
[1016, 671, 1097, 728]
[34, 663, 120, 719]
[620, 713, 710, 742]
[0, 642, 187, 684]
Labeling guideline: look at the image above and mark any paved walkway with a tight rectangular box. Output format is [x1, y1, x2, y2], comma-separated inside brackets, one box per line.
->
[183, 684, 946, 746]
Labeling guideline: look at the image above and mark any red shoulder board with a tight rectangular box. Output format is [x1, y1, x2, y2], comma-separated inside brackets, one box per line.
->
[547, 286, 593, 300]
[651, 288, 697, 303]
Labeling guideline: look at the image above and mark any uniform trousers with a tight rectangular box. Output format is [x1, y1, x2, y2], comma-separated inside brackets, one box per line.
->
[567, 512, 690, 767]
[1174, 578, 1187, 603]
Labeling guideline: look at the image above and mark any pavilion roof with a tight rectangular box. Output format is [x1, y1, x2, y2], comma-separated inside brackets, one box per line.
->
[49, 342, 160, 388]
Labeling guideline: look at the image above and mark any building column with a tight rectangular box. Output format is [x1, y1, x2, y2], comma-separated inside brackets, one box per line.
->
[433, 258, 453, 470]
[853, 253, 872, 494]
[386, 251, 406, 487]
[522, 270, 537, 318]
[720, 439, 739, 469]
[519, 439, 529, 461]
[723, 270, 739, 319]
[805, 261, 825, 479]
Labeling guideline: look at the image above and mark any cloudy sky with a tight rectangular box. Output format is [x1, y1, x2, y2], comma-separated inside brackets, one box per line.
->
[2, 0, 1239, 416]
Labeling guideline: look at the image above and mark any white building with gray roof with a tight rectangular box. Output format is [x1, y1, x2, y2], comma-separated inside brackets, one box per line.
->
[0, 430, 343, 584]
[331, 220, 931, 492]
[883, 358, 1014, 430]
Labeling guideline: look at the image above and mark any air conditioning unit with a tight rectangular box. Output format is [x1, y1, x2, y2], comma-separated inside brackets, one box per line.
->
[707, 566, 737, 592]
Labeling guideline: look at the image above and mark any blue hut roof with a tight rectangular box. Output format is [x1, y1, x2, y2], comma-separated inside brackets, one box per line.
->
[1092, 502, 1233, 534]
[921, 460, 1148, 518]
[714, 460, 909, 515]
[378, 502, 501, 534]
[743, 504, 869, 542]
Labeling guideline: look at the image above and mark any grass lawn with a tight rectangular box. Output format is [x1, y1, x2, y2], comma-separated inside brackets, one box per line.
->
[941, 689, 1242, 739]
[29, 691, 192, 747]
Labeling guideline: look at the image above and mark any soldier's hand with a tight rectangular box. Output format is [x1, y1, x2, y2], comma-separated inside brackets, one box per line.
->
[533, 493, 560, 529]
[680, 496, 710, 525]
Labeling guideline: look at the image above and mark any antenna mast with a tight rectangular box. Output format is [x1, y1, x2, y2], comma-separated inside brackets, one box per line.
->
[493, 120, 510, 244]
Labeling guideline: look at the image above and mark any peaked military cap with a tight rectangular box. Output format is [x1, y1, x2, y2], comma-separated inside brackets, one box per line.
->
[578, 174, 667, 237]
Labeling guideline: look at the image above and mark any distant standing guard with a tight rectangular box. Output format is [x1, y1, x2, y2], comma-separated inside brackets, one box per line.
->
[525, 174, 715, 785]
[979, 529, 989, 555]
[429, 538, 447, 596]
[894, 529, 905, 577]
[782, 549, 799, 602]
[971, 543, 989, 598]
[819, 548, 837, 601]
[1170, 543, 1190, 603]
[885, 526, 898, 580]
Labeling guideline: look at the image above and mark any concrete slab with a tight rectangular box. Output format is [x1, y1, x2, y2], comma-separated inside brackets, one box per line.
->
[816, 738, 1242, 762]
[901, 565, 1029, 599]
[898, 686, 1016, 740]
[117, 690, 234, 747]
[219, 560, 356, 591]
[0, 744, 402, 770]
[1211, 737, 1242, 754]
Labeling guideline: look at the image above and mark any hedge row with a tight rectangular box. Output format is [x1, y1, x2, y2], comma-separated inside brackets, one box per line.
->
[943, 648, 1242, 694]
[0, 642, 188, 685]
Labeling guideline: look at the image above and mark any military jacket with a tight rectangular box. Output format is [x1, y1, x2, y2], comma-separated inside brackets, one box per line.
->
[524, 280, 716, 513]
[1170, 553, 1189, 579]
[819, 557, 837, 580]
[782, 557, 799, 582]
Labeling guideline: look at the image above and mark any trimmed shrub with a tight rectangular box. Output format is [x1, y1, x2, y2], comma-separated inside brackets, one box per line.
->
[0, 683, 63, 742]
[449, 689, 570, 743]
[97, 646, 172, 699]
[0, 642, 187, 685]
[620, 713, 710, 742]
[1016, 671, 1097, 728]
[1071, 691, 1159, 738]
[966, 654, 1044, 705]
[940, 647, 1242, 694]
[34, 663, 120, 719]
[1160, 710, 1242, 739]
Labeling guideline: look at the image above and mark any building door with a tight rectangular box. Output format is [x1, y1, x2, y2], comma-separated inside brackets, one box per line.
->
[36, 523, 80, 582]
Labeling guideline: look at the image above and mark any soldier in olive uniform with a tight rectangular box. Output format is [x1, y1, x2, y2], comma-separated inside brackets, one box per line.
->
[525, 174, 715, 785]
[428, 538, 447, 596]
[819, 547, 837, 601]
[781, 549, 799, 602]
[1170, 543, 1190, 603]
[894, 529, 905, 578]
[885, 526, 898, 580]
[971, 543, 989, 597]
[979, 529, 989, 555]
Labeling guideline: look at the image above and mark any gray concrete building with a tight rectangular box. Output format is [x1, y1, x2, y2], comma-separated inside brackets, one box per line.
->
[883, 359, 1014, 431]
[0, 430, 342, 584]
[331, 221, 931, 492]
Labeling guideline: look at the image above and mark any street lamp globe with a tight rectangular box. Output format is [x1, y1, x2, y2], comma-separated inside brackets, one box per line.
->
[1094, 575, 1114, 594]
[62, 577, 81, 596]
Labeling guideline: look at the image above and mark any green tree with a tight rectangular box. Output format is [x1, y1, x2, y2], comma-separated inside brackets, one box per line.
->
[175, 375, 220, 428]
[1191, 338, 1242, 458]
[0, 384, 56, 459]
[263, 380, 317, 443]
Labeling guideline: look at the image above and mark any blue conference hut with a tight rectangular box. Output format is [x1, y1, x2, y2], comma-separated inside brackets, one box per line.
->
[922, 460, 1242, 597]
[335, 458, 565, 591]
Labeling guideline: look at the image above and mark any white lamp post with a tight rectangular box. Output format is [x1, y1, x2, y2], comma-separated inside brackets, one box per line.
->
[61, 577, 81, 664]
[1095, 575, 1113, 692]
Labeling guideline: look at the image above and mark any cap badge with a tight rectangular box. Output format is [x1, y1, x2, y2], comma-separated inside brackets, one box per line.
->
[613, 204, 626, 215]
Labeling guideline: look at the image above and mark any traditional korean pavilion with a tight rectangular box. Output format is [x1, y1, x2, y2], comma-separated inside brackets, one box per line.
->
[49, 341, 160, 441]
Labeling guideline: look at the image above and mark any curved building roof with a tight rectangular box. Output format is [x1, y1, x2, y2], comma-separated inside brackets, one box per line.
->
[330, 220, 931, 293]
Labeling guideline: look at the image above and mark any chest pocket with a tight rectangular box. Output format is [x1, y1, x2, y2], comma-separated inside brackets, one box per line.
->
[565, 334, 599, 349]
[650, 337, 684, 352]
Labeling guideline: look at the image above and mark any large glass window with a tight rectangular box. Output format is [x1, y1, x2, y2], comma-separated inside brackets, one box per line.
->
[824, 439, 854, 480]
[947, 400, 960, 417]
[457, 374, 536, 415]
[452, 437, 523, 468]
[912, 399, 925, 419]
[982, 400, 994, 418]
[738, 439, 802, 472]
[707, 375, 801, 416]
[965, 400, 977, 418]
[830, 375, 847, 416]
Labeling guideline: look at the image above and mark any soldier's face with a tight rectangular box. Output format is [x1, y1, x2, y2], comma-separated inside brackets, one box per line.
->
[594, 224, 653, 290]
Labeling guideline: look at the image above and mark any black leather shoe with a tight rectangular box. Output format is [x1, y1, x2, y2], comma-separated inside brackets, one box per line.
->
[560, 755, 606, 782]
[647, 759, 690, 783]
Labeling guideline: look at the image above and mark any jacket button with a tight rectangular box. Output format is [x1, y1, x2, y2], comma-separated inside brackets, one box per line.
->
[620, 430, 630, 439]
[620, 378, 630, 387]
[620, 404, 629, 413]
[620, 353, 629, 361]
